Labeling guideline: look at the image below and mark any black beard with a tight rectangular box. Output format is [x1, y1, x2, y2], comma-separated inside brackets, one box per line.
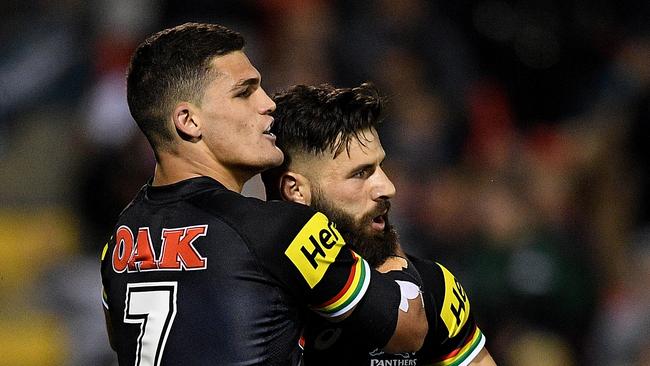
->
[311, 194, 399, 268]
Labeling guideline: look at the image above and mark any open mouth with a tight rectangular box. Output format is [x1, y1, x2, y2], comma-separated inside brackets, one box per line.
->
[371, 214, 386, 231]
[369, 201, 390, 232]
[263, 119, 275, 137]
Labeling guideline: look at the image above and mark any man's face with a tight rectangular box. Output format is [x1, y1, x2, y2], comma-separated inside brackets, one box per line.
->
[306, 128, 398, 267]
[195, 51, 283, 175]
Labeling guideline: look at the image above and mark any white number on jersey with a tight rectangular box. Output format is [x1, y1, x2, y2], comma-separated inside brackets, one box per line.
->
[124, 282, 178, 366]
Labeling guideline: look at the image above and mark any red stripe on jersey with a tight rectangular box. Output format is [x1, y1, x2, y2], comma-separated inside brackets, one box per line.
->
[314, 251, 359, 308]
[431, 324, 478, 363]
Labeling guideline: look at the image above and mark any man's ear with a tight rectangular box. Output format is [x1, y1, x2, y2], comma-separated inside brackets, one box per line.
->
[172, 102, 201, 141]
[280, 172, 312, 205]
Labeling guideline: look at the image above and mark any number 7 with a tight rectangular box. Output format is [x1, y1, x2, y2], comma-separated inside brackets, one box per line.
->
[125, 282, 178, 366]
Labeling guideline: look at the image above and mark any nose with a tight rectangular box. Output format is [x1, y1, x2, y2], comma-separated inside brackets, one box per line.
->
[258, 87, 276, 115]
[372, 167, 396, 201]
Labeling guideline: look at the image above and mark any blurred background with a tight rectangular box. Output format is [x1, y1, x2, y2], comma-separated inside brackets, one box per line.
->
[0, 0, 648, 365]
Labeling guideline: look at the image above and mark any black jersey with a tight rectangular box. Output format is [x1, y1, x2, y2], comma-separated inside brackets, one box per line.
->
[100, 177, 401, 365]
[302, 256, 485, 366]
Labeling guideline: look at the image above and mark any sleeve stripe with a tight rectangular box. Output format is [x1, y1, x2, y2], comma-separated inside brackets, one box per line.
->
[101, 242, 109, 261]
[429, 325, 485, 366]
[101, 286, 109, 310]
[312, 251, 370, 317]
[315, 250, 360, 307]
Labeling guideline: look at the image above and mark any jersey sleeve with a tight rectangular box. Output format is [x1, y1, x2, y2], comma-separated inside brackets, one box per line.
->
[409, 258, 486, 366]
[100, 240, 111, 310]
[239, 199, 402, 346]
[278, 210, 371, 315]
[249, 203, 375, 313]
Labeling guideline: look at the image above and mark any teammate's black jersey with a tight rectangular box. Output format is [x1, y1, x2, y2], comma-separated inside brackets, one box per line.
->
[302, 256, 485, 366]
[100, 177, 401, 365]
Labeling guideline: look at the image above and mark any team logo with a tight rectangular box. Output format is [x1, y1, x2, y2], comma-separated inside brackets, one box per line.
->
[368, 349, 416, 366]
[438, 263, 470, 338]
[313, 327, 343, 350]
[285, 213, 346, 288]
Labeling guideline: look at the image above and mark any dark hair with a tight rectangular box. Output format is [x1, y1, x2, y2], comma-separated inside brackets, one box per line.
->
[261, 82, 384, 200]
[126, 22, 245, 151]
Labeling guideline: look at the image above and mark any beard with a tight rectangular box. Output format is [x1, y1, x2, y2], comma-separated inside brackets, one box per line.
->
[311, 190, 399, 268]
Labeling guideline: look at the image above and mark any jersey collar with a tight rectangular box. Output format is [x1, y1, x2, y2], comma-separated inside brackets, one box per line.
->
[144, 176, 227, 202]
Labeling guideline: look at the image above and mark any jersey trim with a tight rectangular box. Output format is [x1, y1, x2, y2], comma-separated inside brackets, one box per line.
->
[430, 325, 485, 366]
[101, 242, 109, 261]
[102, 286, 109, 310]
[312, 251, 370, 317]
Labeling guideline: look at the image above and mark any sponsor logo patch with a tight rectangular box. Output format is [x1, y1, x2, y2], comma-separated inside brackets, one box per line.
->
[313, 327, 342, 350]
[438, 263, 471, 338]
[285, 213, 345, 288]
[111, 225, 208, 273]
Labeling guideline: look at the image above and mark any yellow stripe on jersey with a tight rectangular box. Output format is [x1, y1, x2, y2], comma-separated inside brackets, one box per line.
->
[430, 326, 485, 366]
[312, 251, 370, 317]
[101, 242, 108, 261]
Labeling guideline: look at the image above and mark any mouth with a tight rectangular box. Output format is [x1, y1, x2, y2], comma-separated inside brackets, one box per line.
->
[370, 211, 387, 232]
[369, 200, 391, 232]
[263, 118, 275, 138]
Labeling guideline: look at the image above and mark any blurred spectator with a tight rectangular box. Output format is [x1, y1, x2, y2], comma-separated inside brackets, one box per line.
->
[588, 232, 650, 365]
[262, 0, 336, 90]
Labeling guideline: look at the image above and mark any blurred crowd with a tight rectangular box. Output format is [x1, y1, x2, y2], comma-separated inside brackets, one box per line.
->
[0, 1, 648, 365]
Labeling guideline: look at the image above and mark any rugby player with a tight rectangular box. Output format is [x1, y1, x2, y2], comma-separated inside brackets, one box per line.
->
[262, 83, 497, 365]
[100, 23, 427, 365]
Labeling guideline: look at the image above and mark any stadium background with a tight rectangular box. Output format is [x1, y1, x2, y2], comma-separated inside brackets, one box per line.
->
[0, 0, 648, 365]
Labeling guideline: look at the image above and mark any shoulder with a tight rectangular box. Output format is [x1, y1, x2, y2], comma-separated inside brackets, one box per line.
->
[191, 190, 324, 250]
[406, 255, 442, 283]
[407, 255, 473, 339]
[406, 256, 463, 294]
[192, 189, 315, 228]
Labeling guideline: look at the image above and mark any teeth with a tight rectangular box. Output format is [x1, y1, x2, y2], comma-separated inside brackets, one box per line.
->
[264, 118, 274, 133]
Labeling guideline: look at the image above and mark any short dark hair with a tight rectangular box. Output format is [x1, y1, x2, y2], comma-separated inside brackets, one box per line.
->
[261, 82, 384, 200]
[126, 22, 245, 151]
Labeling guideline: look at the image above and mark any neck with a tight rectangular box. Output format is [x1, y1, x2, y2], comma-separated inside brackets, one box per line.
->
[152, 148, 251, 193]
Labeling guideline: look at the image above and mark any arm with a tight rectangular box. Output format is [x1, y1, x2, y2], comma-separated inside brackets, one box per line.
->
[319, 253, 428, 353]
[377, 255, 428, 353]
[470, 348, 497, 365]
[382, 287, 428, 352]
[407, 257, 492, 366]
[103, 307, 116, 351]
[254, 206, 429, 352]
[100, 244, 116, 351]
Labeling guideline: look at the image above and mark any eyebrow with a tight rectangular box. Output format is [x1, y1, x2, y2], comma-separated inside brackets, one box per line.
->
[230, 77, 260, 92]
[348, 163, 375, 175]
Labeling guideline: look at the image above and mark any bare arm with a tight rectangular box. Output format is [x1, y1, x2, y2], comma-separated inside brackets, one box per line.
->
[377, 256, 428, 353]
[470, 348, 497, 366]
[382, 294, 428, 352]
[328, 256, 428, 352]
